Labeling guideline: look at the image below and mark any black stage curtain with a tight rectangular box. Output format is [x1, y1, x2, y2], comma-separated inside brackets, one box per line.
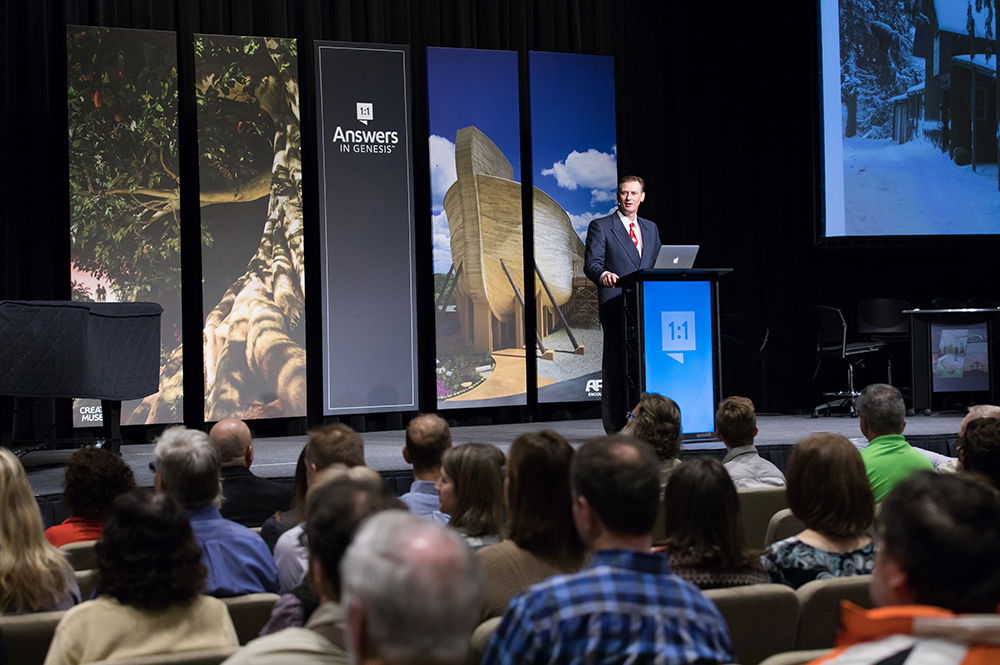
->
[2, 1, 992, 425]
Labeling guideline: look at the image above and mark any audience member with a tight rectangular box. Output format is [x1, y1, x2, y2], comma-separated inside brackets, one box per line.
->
[274, 424, 366, 592]
[483, 435, 732, 665]
[659, 457, 768, 589]
[623, 392, 683, 485]
[153, 426, 278, 597]
[398, 413, 451, 515]
[957, 416, 1000, 488]
[936, 404, 1000, 472]
[476, 431, 585, 621]
[340, 511, 482, 665]
[0, 448, 79, 614]
[225, 471, 403, 664]
[45, 446, 135, 547]
[210, 418, 292, 527]
[857, 383, 932, 501]
[762, 433, 875, 588]
[715, 396, 785, 489]
[43, 489, 238, 665]
[434, 443, 505, 550]
[806, 472, 1000, 664]
[261, 446, 308, 549]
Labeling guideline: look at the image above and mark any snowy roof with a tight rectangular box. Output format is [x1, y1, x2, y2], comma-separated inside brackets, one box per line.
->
[952, 53, 998, 77]
[934, 0, 996, 39]
[888, 93, 907, 102]
[907, 82, 926, 93]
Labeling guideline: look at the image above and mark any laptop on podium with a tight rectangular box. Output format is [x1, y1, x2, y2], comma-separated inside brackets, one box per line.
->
[653, 245, 699, 270]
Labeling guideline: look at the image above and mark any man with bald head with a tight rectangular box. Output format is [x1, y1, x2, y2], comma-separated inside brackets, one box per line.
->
[210, 418, 292, 527]
[399, 413, 452, 515]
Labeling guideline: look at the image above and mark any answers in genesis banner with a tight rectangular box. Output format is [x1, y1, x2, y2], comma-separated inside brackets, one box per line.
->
[315, 42, 418, 415]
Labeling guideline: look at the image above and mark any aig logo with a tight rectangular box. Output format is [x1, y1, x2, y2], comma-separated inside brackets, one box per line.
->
[356, 102, 373, 125]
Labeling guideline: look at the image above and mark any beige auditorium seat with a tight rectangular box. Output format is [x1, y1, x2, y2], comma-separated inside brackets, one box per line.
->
[705, 583, 799, 665]
[738, 487, 788, 550]
[764, 508, 806, 547]
[74, 568, 99, 600]
[759, 648, 833, 665]
[466, 616, 502, 665]
[795, 575, 873, 650]
[221, 593, 279, 645]
[0, 610, 66, 665]
[87, 646, 237, 665]
[59, 539, 99, 571]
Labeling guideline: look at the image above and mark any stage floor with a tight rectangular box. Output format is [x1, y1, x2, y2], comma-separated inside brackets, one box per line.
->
[25, 413, 964, 501]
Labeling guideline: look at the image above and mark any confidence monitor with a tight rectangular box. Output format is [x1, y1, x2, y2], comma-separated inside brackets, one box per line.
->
[908, 307, 999, 413]
[620, 269, 730, 438]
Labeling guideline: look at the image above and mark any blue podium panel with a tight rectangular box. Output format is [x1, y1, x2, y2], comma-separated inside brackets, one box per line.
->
[640, 280, 716, 435]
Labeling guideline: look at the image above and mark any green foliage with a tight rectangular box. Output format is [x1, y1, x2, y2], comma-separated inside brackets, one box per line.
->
[68, 27, 182, 300]
[66, 29, 297, 300]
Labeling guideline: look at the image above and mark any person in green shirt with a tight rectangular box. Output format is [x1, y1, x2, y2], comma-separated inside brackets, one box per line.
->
[857, 383, 933, 502]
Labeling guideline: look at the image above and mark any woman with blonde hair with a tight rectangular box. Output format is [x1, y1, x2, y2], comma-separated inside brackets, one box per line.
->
[0, 448, 80, 614]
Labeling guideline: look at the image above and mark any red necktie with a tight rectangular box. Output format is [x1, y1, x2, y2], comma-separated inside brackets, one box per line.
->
[629, 222, 639, 248]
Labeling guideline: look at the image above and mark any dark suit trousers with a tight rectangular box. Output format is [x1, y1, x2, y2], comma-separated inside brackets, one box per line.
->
[600, 296, 628, 434]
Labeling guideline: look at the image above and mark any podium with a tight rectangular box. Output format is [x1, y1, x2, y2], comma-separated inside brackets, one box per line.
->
[905, 307, 1000, 413]
[619, 269, 731, 438]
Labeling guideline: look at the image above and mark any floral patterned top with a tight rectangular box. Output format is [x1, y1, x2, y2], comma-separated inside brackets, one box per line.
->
[760, 536, 874, 589]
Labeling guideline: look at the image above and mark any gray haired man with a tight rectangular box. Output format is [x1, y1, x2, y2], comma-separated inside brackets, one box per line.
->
[340, 511, 481, 665]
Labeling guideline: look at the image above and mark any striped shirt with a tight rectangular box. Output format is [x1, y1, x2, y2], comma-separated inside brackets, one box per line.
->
[482, 549, 733, 665]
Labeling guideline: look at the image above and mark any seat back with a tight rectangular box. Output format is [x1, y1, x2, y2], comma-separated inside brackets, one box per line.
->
[220, 593, 279, 645]
[59, 540, 98, 571]
[705, 584, 799, 665]
[737, 487, 788, 551]
[795, 575, 873, 650]
[857, 299, 911, 337]
[0, 610, 66, 665]
[74, 568, 99, 601]
[763, 509, 805, 548]
[466, 616, 502, 665]
[814, 306, 847, 355]
[87, 646, 238, 665]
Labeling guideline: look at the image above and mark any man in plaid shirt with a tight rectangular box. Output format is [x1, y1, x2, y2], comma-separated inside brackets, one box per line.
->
[482, 434, 733, 665]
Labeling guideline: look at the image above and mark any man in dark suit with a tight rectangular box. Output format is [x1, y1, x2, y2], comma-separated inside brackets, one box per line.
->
[209, 417, 292, 527]
[585, 175, 661, 433]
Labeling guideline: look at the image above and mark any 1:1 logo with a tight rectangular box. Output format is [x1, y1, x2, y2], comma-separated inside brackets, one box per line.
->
[661, 311, 696, 352]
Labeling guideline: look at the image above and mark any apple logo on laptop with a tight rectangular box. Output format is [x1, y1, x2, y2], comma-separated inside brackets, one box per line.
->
[672, 256, 679, 264]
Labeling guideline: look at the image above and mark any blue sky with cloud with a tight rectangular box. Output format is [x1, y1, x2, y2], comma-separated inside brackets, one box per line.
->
[427, 47, 521, 273]
[530, 52, 617, 240]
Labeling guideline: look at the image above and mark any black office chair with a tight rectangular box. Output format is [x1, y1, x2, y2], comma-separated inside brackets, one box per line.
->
[857, 298, 911, 386]
[813, 306, 886, 417]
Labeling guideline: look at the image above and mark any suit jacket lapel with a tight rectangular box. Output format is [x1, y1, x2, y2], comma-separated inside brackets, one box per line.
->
[638, 218, 657, 267]
[610, 216, 641, 268]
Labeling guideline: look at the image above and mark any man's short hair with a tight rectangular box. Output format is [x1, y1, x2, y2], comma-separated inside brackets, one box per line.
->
[879, 471, 1000, 613]
[306, 469, 403, 598]
[715, 396, 757, 447]
[404, 413, 451, 472]
[631, 393, 681, 461]
[857, 383, 906, 436]
[208, 418, 251, 465]
[340, 511, 480, 665]
[571, 434, 661, 536]
[153, 426, 222, 509]
[618, 174, 645, 191]
[305, 424, 365, 470]
[959, 417, 1000, 488]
